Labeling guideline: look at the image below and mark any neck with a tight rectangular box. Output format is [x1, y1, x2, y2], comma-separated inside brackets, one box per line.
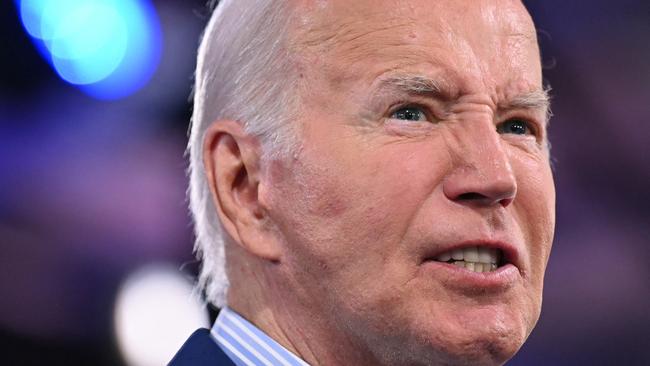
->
[228, 281, 386, 366]
[225, 245, 394, 366]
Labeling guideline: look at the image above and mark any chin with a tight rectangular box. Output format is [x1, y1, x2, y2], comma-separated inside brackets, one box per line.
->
[405, 306, 534, 366]
[450, 331, 526, 366]
[401, 329, 524, 366]
[444, 317, 531, 365]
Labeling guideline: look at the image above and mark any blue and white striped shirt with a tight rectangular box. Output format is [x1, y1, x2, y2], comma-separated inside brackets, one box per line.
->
[211, 307, 311, 366]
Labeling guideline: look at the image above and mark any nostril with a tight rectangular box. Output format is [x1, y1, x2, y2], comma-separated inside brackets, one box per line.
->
[499, 197, 513, 208]
[457, 192, 486, 201]
[455, 192, 513, 208]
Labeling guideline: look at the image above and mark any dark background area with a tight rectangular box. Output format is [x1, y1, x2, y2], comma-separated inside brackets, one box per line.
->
[1, 1, 648, 365]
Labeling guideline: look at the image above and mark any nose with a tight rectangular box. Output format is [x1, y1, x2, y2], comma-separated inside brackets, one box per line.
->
[443, 125, 517, 208]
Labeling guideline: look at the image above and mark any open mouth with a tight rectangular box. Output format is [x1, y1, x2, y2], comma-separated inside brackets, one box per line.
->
[429, 246, 505, 273]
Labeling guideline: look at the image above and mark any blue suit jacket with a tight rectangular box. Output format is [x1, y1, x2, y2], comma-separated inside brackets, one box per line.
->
[168, 329, 236, 366]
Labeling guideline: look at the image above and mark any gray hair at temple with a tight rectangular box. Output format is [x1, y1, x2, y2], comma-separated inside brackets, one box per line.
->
[188, 0, 299, 307]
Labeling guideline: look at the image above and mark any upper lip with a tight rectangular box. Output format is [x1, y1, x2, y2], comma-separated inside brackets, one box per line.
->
[422, 239, 522, 270]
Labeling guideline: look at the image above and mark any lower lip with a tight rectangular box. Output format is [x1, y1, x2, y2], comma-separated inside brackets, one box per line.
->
[420, 261, 521, 291]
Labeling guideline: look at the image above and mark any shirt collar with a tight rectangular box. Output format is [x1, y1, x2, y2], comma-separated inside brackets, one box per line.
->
[211, 307, 311, 366]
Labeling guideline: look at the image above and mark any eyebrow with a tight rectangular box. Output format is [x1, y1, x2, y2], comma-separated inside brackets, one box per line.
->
[375, 74, 452, 100]
[373, 74, 552, 124]
[504, 89, 552, 125]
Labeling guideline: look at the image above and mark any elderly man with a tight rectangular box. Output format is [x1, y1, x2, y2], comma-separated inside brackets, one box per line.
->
[170, 0, 555, 364]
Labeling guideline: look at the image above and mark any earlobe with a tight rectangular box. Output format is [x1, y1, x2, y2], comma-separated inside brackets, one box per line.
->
[203, 120, 282, 262]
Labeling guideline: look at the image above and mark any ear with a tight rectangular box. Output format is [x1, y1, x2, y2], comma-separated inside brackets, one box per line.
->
[203, 120, 281, 262]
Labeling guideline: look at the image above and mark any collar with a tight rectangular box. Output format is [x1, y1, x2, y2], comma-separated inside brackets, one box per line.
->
[211, 307, 311, 366]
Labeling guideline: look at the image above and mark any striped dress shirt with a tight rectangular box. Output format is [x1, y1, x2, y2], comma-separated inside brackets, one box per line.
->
[211, 307, 311, 366]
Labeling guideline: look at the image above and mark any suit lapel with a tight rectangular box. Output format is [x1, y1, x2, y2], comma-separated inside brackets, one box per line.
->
[168, 328, 237, 366]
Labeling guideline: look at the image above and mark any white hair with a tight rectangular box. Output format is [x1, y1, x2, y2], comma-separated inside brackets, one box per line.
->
[188, 0, 300, 307]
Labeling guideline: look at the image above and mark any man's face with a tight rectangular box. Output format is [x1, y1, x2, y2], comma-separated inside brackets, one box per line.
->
[263, 0, 555, 364]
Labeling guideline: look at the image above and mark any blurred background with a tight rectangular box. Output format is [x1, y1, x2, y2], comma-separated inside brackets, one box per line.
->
[0, 0, 648, 365]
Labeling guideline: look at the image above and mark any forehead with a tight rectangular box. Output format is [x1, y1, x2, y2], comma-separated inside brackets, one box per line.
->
[293, 0, 541, 95]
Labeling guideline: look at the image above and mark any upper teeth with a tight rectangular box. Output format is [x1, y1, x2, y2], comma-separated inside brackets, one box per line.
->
[434, 246, 501, 272]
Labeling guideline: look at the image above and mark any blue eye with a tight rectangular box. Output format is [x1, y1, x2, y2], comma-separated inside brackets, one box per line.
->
[497, 119, 533, 136]
[390, 106, 428, 122]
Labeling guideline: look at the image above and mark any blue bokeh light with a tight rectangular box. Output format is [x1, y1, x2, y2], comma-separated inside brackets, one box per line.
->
[19, 0, 162, 100]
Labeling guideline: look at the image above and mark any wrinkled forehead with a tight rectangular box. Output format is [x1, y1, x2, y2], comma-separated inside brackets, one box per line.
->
[291, 0, 541, 93]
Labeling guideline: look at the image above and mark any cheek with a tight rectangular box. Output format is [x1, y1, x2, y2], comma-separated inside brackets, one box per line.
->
[330, 144, 451, 251]
[294, 141, 441, 232]
[511, 154, 556, 276]
[268, 140, 449, 288]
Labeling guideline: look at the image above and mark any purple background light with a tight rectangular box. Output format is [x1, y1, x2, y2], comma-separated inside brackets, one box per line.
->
[0, 1, 648, 365]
